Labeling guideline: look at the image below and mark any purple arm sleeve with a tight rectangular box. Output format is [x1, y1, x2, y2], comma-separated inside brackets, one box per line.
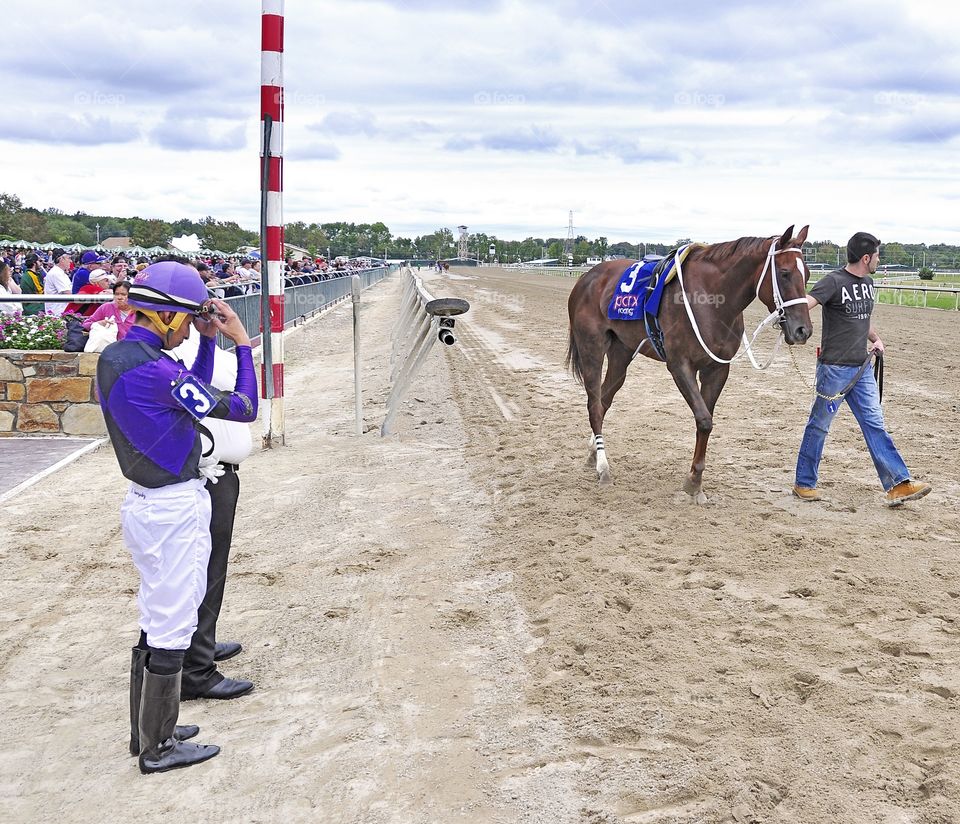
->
[190, 333, 216, 383]
[207, 345, 258, 422]
[133, 344, 257, 423]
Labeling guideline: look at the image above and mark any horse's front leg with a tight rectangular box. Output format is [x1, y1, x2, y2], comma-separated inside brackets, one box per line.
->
[690, 364, 731, 497]
[669, 361, 728, 504]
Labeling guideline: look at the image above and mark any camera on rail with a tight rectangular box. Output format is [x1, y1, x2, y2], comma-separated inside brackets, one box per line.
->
[438, 317, 456, 346]
[424, 297, 470, 347]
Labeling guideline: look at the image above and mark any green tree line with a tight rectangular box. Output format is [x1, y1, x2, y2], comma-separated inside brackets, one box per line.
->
[3, 193, 958, 267]
[0, 193, 257, 253]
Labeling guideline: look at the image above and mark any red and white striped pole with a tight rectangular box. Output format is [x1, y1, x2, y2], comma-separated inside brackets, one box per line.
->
[260, 0, 284, 445]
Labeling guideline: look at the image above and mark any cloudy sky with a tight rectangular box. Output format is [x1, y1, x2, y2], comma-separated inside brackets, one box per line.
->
[3, 0, 958, 244]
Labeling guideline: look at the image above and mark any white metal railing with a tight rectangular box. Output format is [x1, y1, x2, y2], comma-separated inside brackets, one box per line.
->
[509, 266, 588, 278]
[874, 283, 960, 310]
[381, 267, 469, 436]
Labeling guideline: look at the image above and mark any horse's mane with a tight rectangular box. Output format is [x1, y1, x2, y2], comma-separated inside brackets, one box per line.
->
[692, 235, 773, 266]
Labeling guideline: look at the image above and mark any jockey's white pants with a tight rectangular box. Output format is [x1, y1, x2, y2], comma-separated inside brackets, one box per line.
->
[121, 478, 212, 651]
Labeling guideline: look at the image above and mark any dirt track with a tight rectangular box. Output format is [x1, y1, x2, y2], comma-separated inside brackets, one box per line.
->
[2, 267, 959, 824]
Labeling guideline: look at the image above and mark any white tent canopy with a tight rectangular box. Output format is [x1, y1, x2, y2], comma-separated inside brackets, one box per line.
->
[4, 237, 237, 259]
[171, 233, 201, 253]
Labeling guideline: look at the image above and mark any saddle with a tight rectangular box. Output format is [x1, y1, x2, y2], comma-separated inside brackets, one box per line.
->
[649, 251, 673, 280]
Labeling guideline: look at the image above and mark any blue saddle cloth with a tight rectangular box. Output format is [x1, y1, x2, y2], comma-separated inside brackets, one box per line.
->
[607, 260, 654, 321]
[607, 255, 675, 321]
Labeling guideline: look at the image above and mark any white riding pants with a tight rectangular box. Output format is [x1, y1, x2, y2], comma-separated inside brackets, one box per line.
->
[121, 478, 212, 651]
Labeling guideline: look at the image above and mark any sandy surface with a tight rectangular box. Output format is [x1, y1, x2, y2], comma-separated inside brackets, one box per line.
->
[2, 267, 958, 824]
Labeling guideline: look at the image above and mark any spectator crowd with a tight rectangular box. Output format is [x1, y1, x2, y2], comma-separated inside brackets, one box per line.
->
[0, 245, 382, 319]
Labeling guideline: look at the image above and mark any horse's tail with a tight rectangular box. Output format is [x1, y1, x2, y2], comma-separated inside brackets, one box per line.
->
[565, 326, 584, 385]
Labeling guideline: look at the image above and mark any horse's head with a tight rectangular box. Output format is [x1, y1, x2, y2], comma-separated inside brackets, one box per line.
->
[760, 224, 813, 345]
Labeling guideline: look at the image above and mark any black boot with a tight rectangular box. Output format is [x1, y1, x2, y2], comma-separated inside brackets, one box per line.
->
[129, 648, 200, 756]
[138, 668, 219, 774]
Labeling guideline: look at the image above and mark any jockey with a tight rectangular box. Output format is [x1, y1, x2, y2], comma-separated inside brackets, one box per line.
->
[96, 261, 258, 774]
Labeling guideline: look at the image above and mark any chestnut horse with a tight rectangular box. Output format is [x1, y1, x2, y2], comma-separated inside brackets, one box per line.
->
[566, 225, 813, 501]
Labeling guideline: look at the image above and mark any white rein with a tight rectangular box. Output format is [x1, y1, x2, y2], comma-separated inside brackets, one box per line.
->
[673, 238, 807, 369]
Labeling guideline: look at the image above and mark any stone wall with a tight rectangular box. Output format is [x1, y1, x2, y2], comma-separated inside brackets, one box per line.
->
[0, 351, 106, 436]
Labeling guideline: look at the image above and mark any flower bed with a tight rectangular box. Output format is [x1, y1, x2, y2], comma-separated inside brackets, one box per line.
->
[0, 311, 76, 351]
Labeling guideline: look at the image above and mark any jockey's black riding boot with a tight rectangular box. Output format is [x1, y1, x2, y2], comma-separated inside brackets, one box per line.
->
[138, 667, 219, 774]
[129, 647, 199, 755]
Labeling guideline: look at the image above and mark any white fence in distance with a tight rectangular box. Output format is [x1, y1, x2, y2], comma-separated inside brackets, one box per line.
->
[873, 283, 960, 310]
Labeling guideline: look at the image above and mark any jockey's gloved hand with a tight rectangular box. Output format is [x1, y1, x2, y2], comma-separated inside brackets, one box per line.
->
[198, 458, 225, 485]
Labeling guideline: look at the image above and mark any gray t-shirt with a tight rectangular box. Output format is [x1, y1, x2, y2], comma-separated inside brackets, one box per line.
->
[809, 268, 874, 365]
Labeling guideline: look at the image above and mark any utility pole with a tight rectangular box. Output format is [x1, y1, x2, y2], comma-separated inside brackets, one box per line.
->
[95, 223, 100, 244]
[563, 210, 575, 266]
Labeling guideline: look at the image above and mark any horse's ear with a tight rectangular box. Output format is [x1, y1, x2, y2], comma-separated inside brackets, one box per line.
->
[779, 225, 795, 247]
[795, 225, 809, 245]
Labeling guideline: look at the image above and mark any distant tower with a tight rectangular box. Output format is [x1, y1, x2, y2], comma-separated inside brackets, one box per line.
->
[563, 211, 575, 263]
[457, 225, 469, 260]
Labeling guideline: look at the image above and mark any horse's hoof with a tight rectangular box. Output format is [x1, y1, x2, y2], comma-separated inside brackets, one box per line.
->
[682, 477, 701, 496]
[687, 490, 708, 505]
[585, 453, 597, 469]
[598, 471, 613, 487]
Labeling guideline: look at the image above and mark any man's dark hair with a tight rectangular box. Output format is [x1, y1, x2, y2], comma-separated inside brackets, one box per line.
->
[846, 232, 880, 264]
[195, 261, 210, 272]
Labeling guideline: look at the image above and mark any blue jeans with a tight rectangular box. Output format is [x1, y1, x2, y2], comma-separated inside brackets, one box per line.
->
[795, 361, 910, 492]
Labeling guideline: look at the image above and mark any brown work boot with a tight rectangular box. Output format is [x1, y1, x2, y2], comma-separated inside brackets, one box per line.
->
[885, 480, 932, 507]
[793, 485, 822, 501]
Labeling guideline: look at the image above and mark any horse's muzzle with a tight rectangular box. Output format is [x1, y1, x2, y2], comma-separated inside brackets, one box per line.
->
[783, 322, 812, 345]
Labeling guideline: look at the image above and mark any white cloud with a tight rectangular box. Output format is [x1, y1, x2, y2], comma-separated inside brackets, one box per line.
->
[0, 0, 957, 243]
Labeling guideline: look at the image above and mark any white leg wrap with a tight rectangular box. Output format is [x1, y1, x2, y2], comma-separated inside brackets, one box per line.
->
[594, 434, 609, 475]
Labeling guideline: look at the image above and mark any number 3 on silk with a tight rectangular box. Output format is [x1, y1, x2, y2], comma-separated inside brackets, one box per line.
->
[171, 373, 216, 420]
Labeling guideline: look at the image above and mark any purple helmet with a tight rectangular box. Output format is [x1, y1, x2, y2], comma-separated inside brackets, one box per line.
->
[127, 262, 208, 315]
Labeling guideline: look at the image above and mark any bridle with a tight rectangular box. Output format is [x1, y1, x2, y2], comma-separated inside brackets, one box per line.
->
[674, 238, 808, 369]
